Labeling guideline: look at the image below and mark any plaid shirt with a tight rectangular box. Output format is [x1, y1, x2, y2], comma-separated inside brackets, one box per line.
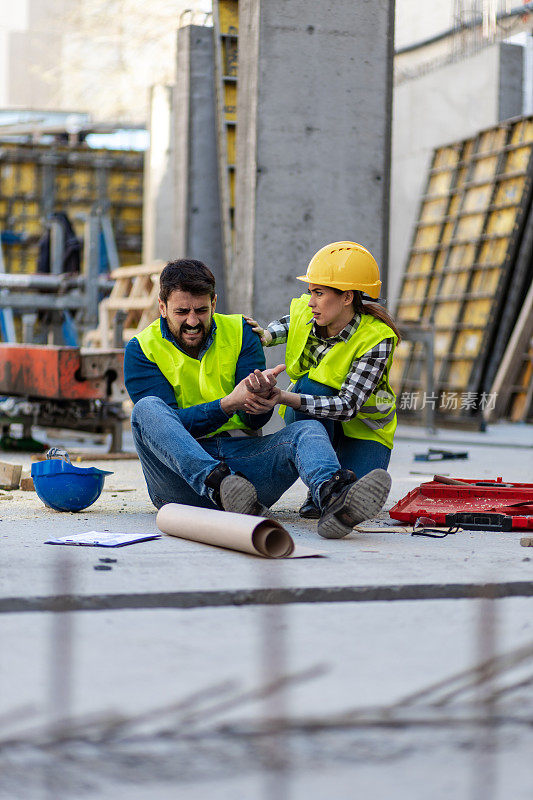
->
[267, 314, 393, 421]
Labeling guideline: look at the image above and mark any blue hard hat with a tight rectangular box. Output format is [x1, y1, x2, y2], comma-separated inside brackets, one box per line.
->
[31, 449, 113, 512]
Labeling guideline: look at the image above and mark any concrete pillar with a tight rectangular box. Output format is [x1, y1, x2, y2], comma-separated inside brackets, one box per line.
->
[233, 0, 395, 321]
[143, 25, 226, 308]
[143, 84, 178, 264]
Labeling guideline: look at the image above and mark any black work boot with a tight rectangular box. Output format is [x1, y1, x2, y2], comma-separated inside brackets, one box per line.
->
[299, 489, 320, 519]
[317, 468, 392, 539]
[205, 463, 268, 516]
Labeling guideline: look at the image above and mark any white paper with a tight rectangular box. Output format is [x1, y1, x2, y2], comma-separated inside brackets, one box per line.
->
[45, 531, 161, 547]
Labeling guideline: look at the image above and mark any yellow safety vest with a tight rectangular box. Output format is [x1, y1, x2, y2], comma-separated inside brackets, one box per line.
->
[282, 294, 398, 449]
[135, 314, 252, 436]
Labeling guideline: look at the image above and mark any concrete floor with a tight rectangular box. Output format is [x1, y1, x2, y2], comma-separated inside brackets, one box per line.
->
[0, 422, 532, 798]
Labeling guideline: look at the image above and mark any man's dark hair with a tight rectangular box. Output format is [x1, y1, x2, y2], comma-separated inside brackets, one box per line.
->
[159, 259, 216, 304]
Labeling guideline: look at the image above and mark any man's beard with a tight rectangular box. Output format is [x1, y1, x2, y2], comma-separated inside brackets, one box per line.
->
[168, 318, 210, 355]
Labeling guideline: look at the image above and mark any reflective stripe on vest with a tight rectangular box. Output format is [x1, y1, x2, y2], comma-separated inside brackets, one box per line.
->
[135, 314, 252, 436]
[282, 294, 398, 449]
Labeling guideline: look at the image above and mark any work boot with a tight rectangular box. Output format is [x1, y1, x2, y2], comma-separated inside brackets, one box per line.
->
[317, 468, 392, 539]
[299, 490, 320, 519]
[205, 463, 268, 516]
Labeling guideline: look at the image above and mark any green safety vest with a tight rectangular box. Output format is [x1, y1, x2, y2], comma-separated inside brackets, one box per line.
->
[282, 294, 398, 449]
[135, 314, 252, 436]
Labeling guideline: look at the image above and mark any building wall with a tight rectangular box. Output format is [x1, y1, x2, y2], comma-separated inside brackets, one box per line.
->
[0, 0, 210, 123]
[390, 42, 523, 309]
[395, 0, 454, 51]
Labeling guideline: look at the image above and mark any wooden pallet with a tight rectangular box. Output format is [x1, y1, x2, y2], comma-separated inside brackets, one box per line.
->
[84, 261, 164, 347]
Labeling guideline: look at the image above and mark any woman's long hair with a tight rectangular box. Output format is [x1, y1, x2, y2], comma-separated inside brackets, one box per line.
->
[332, 288, 402, 343]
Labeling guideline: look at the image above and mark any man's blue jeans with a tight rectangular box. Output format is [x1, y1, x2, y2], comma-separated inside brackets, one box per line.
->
[131, 396, 342, 510]
[284, 377, 391, 478]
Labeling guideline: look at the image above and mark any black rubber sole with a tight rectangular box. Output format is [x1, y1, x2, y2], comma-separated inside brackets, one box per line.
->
[317, 469, 392, 539]
[219, 474, 268, 517]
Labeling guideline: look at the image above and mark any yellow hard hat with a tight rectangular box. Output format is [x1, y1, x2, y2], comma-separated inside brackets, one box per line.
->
[296, 241, 381, 298]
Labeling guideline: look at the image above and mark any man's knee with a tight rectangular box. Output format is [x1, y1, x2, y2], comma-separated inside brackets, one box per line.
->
[288, 418, 331, 442]
[131, 396, 175, 427]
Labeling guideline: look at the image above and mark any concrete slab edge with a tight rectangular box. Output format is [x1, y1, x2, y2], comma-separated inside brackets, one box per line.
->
[1, 581, 532, 613]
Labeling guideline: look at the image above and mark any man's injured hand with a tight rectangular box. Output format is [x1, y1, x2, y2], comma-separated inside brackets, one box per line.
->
[244, 364, 286, 397]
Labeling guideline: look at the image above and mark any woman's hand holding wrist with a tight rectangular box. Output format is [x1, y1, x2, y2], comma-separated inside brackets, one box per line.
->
[280, 390, 301, 409]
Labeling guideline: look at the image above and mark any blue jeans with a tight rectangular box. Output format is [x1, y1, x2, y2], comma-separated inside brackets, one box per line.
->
[131, 396, 342, 510]
[284, 377, 391, 478]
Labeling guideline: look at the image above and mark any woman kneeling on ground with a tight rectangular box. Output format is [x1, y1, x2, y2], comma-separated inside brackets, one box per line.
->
[245, 241, 401, 519]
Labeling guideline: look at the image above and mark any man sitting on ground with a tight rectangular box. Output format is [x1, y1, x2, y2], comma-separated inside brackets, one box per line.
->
[124, 259, 391, 539]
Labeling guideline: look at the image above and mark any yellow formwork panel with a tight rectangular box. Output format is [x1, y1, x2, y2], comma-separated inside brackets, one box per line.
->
[421, 302, 433, 322]
[434, 301, 461, 326]
[448, 193, 462, 217]
[427, 274, 442, 300]
[406, 253, 433, 275]
[455, 329, 484, 356]
[434, 250, 447, 271]
[511, 392, 528, 420]
[114, 207, 142, 236]
[218, 0, 239, 34]
[434, 330, 453, 357]
[433, 147, 460, 170]
[470, 267, 500, 294]
[462, 184, 492, 212]
[5, 244, 32, 273]
[441, 221, 455, 244]
[456, 213, 484, 240]
[472, 155, 498, 182]
[395, 116, 533, 416]
[1, 162, 39, 195]
[222, 36, 238, 77]
[223, 82, 237, 121]
[11, 199, 39, 218]
[462, 298, 492, 325]
[511, 345, 533, 420]
[504, 146, 531, 173]
[510, 118, 533, 144]
[214, 0, 240, 265]
[448, 360, 474, 387]
[456, 165, 469, 187]
[448, 243, 475, 268]
[485, 207, 517, 236]
[397, 303, 421, 321]
[402, 276, 428, 301]
[441, 270, 469, 296]
[0, 142, 143, 272]
[226, 126, 236, 165]
[108, 171, 143, 199]
[413, 224, 441, 249]
[229, 170, 235, 207]
[420, 197, 448, 222]
[494, 176, 525, 205]
[462, 140, 475, 160]
[427, 171, 453, 197]
[477, 236, 508, 264]
[478, 128, 506, 153]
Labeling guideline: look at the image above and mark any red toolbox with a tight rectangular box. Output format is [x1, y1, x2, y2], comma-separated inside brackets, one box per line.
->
[389, 477, 533, 530]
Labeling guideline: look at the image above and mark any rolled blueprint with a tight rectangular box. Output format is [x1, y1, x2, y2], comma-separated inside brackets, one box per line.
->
[156, 503, 323, 559]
